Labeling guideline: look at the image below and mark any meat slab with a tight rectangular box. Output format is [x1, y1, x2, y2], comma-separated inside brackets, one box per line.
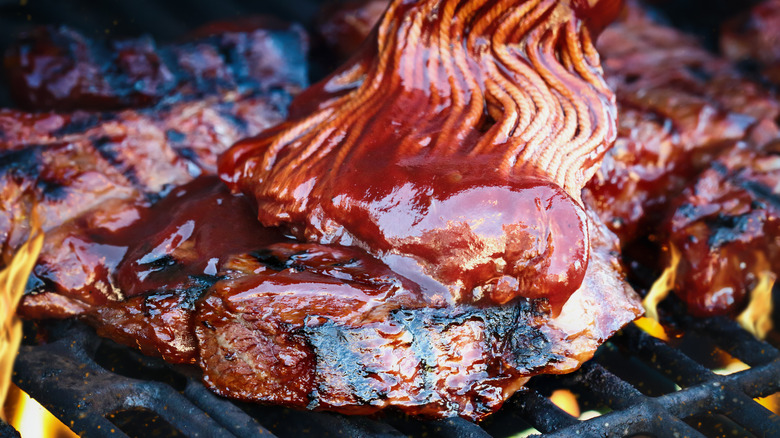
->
[5, 0, 645, 422]
[3, 20, 307, 111]
[664, 141, 780, 316]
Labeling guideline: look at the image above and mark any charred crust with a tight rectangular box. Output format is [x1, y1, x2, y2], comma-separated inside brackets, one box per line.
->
[50, 113, 105, 137]
[91, 134, 143, 190]
[706, 212, 762, 248]
[249, 249, 290, 271]
[0, 147, 45, 178]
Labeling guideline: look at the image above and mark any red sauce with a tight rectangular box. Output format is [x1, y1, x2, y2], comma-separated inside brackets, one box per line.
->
[274, 158, 589, 309]
[219, 0, 621, 311]
[94, 176, 290, 298]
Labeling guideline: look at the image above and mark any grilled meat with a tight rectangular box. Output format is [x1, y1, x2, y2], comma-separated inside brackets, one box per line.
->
[583, 1, 780, 243]
[6, 19, 305, 361]
[23, 177, 289, 363]
[25, 174, 640, 417]
[197, 207, 640, 419]
[0, 92, 288, 262]
[721, 0, 780, 85]
[3, 20, 307, 111]
[663, 140, 780, 316]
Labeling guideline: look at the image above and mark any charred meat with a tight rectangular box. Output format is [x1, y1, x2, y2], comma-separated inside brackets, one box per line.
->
[664, 140, 780, 317]
[3, 20, 307, 111]
[584, 1, 780, 243]
[5, 0, 647, 422]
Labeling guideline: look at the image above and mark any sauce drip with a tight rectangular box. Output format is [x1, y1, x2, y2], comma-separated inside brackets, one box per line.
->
[91, 176, 289, 298]
[220, 0, 621, 308]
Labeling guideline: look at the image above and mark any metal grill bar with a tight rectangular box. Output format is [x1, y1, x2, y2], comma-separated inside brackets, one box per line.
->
[13, 322, 274, 438]
[516, 320, 780, 437]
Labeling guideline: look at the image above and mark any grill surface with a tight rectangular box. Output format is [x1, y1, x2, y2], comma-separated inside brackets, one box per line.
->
[3, 0, 780, 437]
[10, 313, 780, 437]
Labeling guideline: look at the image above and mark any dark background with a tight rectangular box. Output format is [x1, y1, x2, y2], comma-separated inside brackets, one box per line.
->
[0, 0, 767, 108]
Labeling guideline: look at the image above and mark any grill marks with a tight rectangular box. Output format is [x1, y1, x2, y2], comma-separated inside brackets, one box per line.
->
[0, 95, 299, 262]
[195, 211, 640, 420]
[3, 22, 308, 111]
[664, 144, 780, 316]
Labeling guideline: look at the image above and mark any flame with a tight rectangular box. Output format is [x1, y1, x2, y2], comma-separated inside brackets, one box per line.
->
[642, 244, 680, 322]
[634, 316, 670, 342]
[712, 348, 750, 376]
[736, 269, 775, 340]
[549, 389, 580, 417]
[0, 211, 76, 437]
[0, 213, 43, 420]
[756, 393, 780, 415]
[4, 383, 77, 438]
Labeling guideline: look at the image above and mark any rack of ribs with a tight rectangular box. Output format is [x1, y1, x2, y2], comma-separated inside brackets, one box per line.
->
[3, 0, 648, 421]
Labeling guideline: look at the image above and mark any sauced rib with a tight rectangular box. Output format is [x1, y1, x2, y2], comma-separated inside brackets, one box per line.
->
[24, 173, 639, 416]
[22, 177, 289, 363]
[197, 209, 641, 419]
[583, 0, 780, 243]
[663, 141, 780, 316]
[3, 20, 307, 111]
[0, 92, 287, 262]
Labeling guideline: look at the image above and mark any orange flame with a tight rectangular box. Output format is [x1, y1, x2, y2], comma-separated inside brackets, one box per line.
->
[634, 316, 670, 342]
[756, 393, 780, 415]
[736, 269, 775, 340]
[549, 389, 580, 418]
[4, 383, 77, 438]
[0, 212, 43, 420]
[642, 244, 680, 322]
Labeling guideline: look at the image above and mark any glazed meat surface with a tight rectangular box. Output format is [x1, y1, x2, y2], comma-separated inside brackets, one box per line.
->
[664, 141, 780, 316]
[0, 92, 288, 261]
[3, 20, 307, 111]
[24, 174, 640, 417]
[197, 207, 640, 419]
[5, 0, 645, 422]
[583, 1, 780, 243]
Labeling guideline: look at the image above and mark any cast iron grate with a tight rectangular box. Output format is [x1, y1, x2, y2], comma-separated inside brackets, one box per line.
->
[10, 313, 780, 438]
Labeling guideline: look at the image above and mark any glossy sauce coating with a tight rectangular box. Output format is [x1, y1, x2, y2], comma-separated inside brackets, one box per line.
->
[23, 176, 288, 316]
[221, 0, 622, 308]
[665, 144, 780, 316]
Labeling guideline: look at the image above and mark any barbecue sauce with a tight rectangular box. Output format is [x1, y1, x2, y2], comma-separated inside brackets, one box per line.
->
[106, 176, 289, 297]
[220, 0, 622, 310]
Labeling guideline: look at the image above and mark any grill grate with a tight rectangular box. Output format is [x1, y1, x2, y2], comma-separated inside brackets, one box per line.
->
[11, 315, 780, 438]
